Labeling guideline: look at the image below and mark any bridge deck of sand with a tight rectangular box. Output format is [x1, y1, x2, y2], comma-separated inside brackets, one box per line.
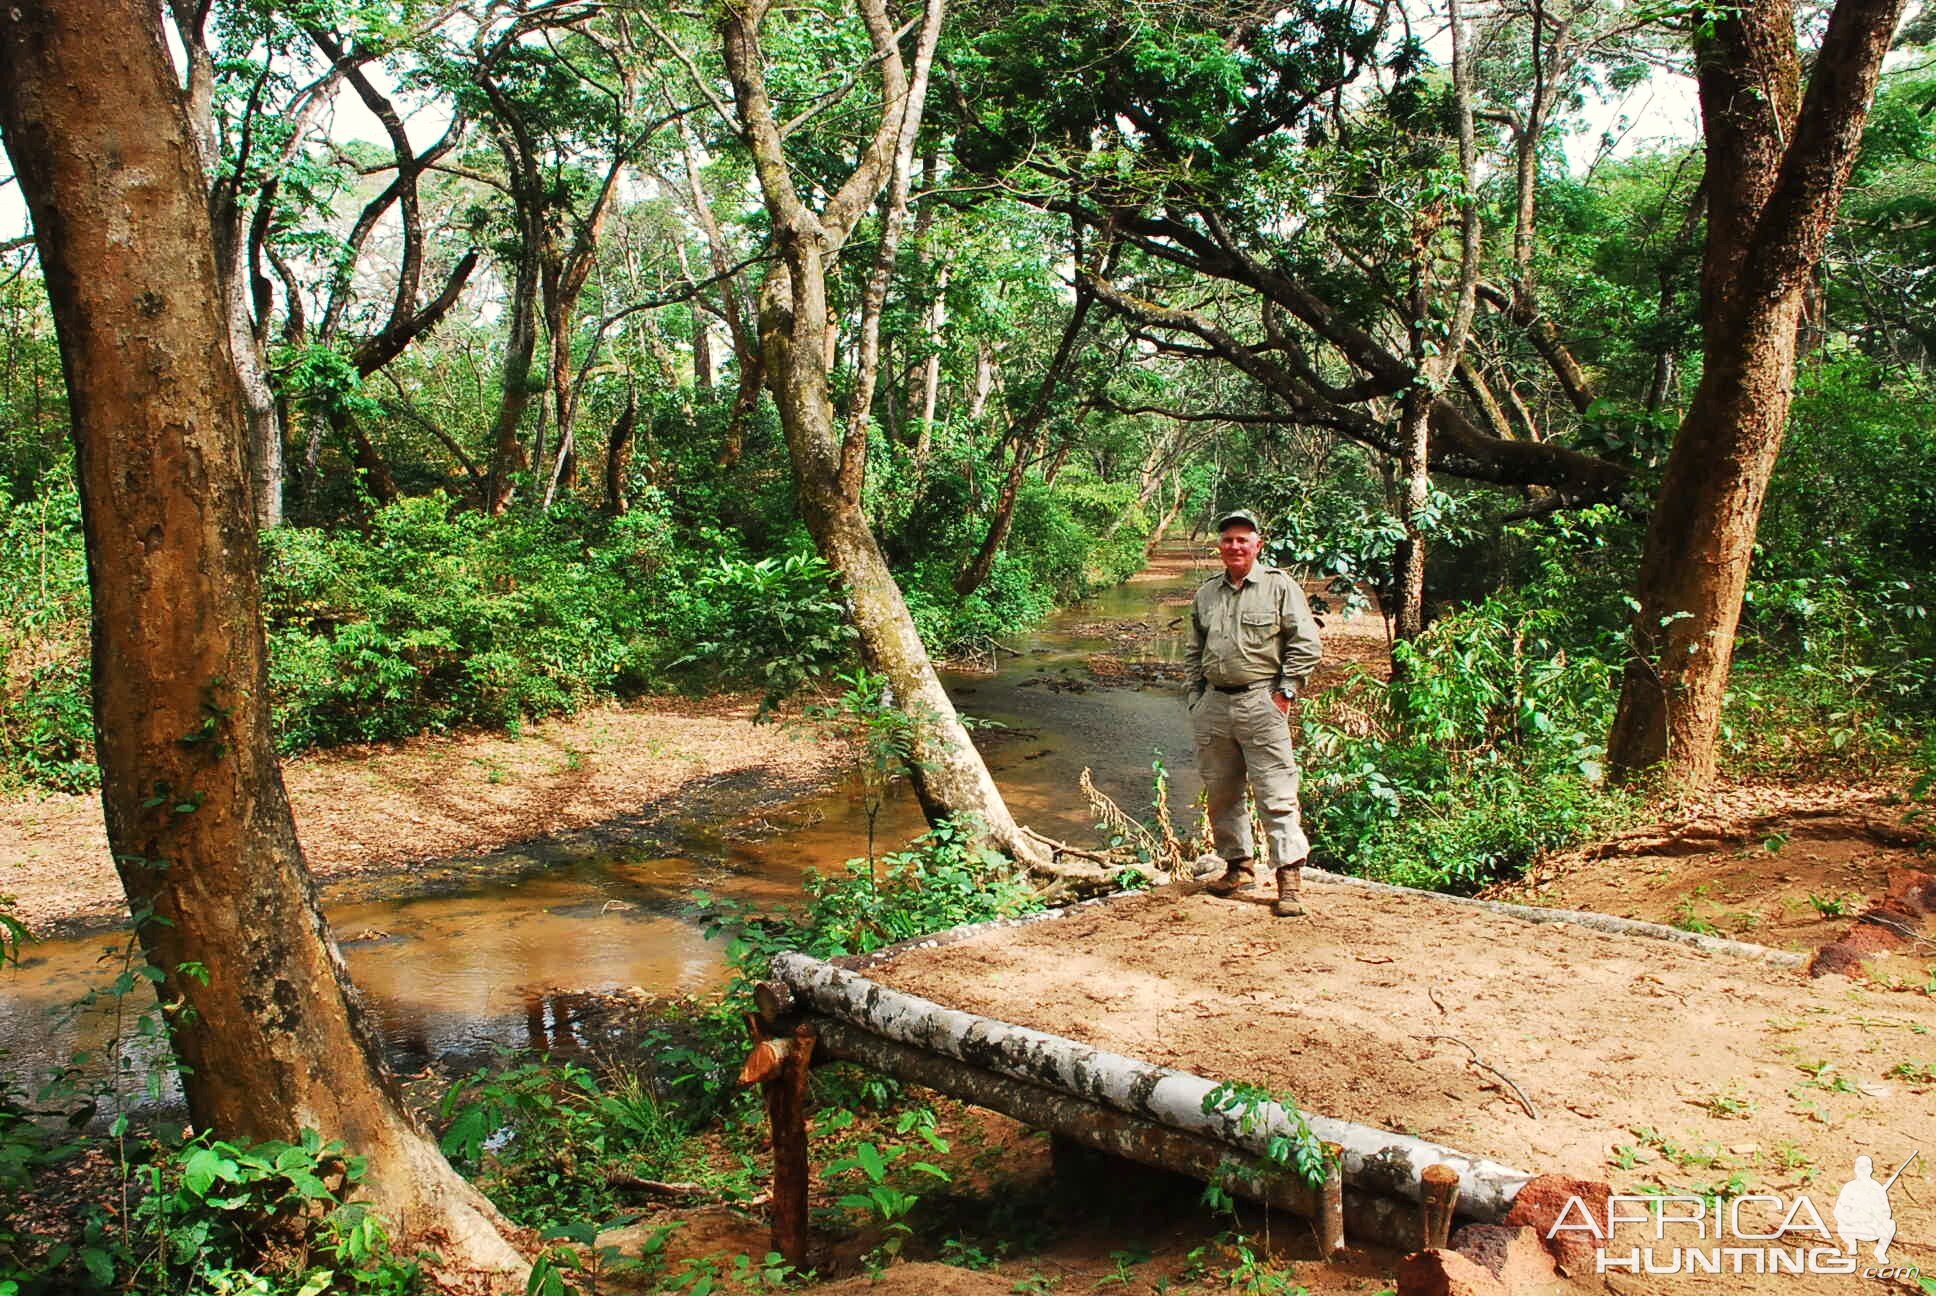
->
[755, 876, 1936, 1292]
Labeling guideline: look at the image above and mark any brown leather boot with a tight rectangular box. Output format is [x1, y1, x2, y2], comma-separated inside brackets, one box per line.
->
[1272, 865, 1306, 917]
[1203, 858, 1255, 896]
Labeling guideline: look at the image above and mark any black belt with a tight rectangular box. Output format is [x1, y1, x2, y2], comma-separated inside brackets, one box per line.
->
[1212, 680, 1271, 694]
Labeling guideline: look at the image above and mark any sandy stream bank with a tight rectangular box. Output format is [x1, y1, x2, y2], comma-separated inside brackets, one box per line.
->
[0, 694, 853, 937]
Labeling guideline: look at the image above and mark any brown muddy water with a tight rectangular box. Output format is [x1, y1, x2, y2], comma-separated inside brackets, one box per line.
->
[1, 549, 1217, 1104]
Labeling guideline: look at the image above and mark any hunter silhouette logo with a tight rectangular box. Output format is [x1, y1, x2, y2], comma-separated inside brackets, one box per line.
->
[1834, 1151, 1914, 1262]
[1549, 1147, 1924, 1279]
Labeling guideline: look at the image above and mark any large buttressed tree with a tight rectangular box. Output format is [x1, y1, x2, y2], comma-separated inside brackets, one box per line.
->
[0, 0, 527, 1282]
[1606, 0, 1910, 787]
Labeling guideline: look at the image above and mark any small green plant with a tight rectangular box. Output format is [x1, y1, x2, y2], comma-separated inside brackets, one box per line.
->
[1771, 1141, 1819, 1183]
[1627, 1128, 1726, 1170]
[828, 1138, 950, 1263]
[1887, 1060, 1936, 1083]
[939, 1237, 1002, 1270]
[1669, 898, 1720, 936]
[1699, 1090, 1757, 1120]
[1174, 1233, 1305, 1296]
[1807, 893, 1853, 918]
[1794, 1059, 1859, 1094]
[1092, 1248, 1150, 1288]
[653, 1250, 794, 1295]
[803, 668, 921, 867]
[1200, 1081, 1328, 1188]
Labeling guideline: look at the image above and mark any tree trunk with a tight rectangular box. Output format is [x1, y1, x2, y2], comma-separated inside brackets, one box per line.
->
[226, 266, 284, 528]
[758, 258, 1042, 862]
[1608, 0, 1906, 787]
[604, 387, 637, 515]
[694, 312, 715, 390]
[912, 269, 945, 470]
[485, 240, 542, 515]
[722, 0, 1044, 865]
[1390, 0, 1479, 655]
[966, 340, 995, 424]
[1607, 300, 1804, 785]
[1391, 391, 1431, 647]
[954, 437, 1036, 596]
[0, 2, 527, 1283]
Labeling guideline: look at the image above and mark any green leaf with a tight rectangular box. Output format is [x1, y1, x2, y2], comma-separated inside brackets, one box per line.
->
[79, 1246, 116, 1286]
[182, 1146, 237, 1195]
[855, 1141, 888, 1182]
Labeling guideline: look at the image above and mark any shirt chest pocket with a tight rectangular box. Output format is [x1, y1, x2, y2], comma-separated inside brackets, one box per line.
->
[1238, 613, 1280, 654]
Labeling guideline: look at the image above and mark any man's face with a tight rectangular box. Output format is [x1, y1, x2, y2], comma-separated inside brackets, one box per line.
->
[1218, 524, 1261, 579]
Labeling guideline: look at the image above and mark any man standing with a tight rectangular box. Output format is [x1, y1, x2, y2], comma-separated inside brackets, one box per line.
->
[1186, 510, 1323, 916]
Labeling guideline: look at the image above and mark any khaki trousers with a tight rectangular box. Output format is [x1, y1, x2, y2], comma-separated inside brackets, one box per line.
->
[1191, 687, 1309, 868]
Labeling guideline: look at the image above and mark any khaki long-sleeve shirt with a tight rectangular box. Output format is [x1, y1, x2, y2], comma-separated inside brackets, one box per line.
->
[1185, 565, 1323, 698]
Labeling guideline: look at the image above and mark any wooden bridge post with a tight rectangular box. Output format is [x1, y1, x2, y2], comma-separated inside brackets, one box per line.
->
[1420, 1162, 1462, 1251]
[1319, 1142, 1345, 1257]
[739, 1008, 817, 1272]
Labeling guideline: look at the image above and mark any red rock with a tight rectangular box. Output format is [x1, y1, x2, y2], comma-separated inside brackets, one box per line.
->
[1500, 1174, 1610, 1275]
[1451, 1223, 1563, 1290]
[1810, 941, 1869, 978]
[1884, 869, 1936, 917]
[1396, 1249, 1511, 1296]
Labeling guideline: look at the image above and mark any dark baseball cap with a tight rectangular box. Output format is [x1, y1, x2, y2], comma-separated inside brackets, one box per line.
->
[1214, 508, 1262, 533]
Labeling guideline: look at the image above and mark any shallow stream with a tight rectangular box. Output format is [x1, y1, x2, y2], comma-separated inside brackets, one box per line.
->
[1, 548, 1214, 1100]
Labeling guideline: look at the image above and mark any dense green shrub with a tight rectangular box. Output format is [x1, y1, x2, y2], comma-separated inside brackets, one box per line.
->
[666, 547, 855, 708]
[0, 486, 91, 792]
[1303, 518, 1639, 891]
[1723, 355, 1936, 773]
[438, 1059, 702, 1231]
[0, 442, 1156, 788]
[262, 496, 661, 747]
[1, 1126, 421, 1295]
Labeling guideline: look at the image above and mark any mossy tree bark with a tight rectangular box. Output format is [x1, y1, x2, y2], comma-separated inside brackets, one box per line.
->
[0, 1, 528, 1283]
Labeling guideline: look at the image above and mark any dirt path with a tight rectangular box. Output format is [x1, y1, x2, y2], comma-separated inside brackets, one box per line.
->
[0, 695, 851, 936]
[865, 882, 1936, 1294]
[1487, 780, 1929, 958]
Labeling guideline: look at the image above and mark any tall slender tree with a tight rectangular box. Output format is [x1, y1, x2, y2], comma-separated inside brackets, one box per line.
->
[720, 0, 1053, 866]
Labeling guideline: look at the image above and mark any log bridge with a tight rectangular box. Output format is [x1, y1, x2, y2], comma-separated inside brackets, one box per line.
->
[737, 917, 1532, 1269]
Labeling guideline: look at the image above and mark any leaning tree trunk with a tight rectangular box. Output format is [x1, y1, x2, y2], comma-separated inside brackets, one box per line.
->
[603, 388, 638, 516]
[1607, 0, 1906, 787]
[759, 252, 1045, 865]
[0, 3, 527, 1283]
[723, 0, 1046, 863]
